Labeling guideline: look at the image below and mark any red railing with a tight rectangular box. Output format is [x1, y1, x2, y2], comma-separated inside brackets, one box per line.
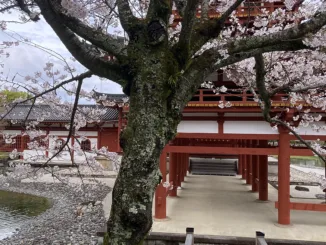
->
[188, 89, 290, 106]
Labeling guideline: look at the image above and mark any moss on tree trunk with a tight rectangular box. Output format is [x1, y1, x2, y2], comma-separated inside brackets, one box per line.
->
[105, 49, 181, 244]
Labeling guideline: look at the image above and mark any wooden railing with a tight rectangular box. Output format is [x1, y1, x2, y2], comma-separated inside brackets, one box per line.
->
[181, 228, 268, 245]
[187, 89, 292, 107]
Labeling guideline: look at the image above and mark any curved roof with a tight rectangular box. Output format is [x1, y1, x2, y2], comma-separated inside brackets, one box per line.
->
[2, 104, 118, 122]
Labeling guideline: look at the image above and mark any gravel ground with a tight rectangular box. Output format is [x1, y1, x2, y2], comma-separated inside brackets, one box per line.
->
[0, 182, 110, 245]
[268, 165, 324, 183]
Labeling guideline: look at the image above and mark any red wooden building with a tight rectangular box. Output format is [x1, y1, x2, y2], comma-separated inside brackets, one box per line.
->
[1, 0, 325, 227]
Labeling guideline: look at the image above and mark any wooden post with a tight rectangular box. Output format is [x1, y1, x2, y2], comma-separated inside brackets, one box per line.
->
[169, 152, 178, 197]
[181, 153, 185, 182]
[242, 154, 247, 179]
[176, 153, 181, 187]
[278, 127, 291, 225]
[238, 154, 242, 175]
[259, 155, 268, 201]
[155, 152, 167, 219]
[246, 154, 252, 185]
[252, 154, 258, 192]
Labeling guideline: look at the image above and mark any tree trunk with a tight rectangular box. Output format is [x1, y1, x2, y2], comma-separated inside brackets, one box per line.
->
[105, 53, 181, 244]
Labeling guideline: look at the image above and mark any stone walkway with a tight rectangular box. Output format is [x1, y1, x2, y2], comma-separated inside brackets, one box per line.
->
[151, 174, 326, 242]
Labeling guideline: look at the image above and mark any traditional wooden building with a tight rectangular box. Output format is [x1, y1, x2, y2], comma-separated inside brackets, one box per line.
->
[1, 0, 325, 228]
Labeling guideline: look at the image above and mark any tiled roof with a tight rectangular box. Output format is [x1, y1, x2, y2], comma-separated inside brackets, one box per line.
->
[92, 90, 128, 102]
[2, 104, 118, 122]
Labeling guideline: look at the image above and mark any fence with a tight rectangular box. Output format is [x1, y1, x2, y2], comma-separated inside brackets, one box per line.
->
[180, 228, 267, 245]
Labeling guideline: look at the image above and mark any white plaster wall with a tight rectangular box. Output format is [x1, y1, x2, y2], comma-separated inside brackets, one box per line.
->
[3, 130, 21, 135]
[49, 130, 70, 136]
[295, 122, 326, 136]
[23, 150, 47, 161]
[177, 121, 218, 133]
[224, 121, 278, 134]
[76, 131, 98, 137]
[224, 113, 262, 117]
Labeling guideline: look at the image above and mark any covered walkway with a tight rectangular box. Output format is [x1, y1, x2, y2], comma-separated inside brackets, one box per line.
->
[152, 175, 326, 242]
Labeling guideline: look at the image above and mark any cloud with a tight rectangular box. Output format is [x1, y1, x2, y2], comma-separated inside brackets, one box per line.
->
[0, 12, 123, 104]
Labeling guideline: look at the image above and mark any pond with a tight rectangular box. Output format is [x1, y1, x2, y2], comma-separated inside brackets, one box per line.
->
[0, 190, 51, 240]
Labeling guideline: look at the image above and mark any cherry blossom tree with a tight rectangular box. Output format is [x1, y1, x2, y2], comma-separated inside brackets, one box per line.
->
[1, 0, 326, 244]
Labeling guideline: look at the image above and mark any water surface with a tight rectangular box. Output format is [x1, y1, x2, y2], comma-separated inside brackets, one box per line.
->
[0, 190, 51, 239]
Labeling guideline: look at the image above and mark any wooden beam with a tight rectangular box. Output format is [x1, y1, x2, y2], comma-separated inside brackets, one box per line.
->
[165, 146, 278, 155]
[275, 202, 326, 212]
[176, 133, 326, 141]
[176, 133, 279, 140]
[165, 146, 313, 156]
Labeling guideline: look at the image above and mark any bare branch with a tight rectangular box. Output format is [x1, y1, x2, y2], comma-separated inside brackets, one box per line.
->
[116, 0, 141, 34]
[16, 0, 40, 21]
[0, 71, 92, 121]
[38, 77, 83, 168]
[175, 0, 199, 66]
[48, 0, 126, 59]
[34, 0, 125, 83]
[254, 52, 271, 121]
[190, 0, 245, 53]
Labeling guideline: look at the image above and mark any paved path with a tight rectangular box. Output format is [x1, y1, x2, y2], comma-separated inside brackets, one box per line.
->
[152, 174, 326, 242]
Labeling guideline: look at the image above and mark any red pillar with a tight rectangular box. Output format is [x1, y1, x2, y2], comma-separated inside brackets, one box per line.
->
[251, 141, 259, 192]
[278, 127, 291, 225]
[252, 155, 258, 192]
[238, 155, 242, 175]
[259, 155, 268, 201]
[155, 152, 167, 219]
[169, 152, 177, 197]
[242, 155, 246, 179]
[246, 154, 252, 185]
[176, 153, 181, 187]
[181, 153, 185, 182]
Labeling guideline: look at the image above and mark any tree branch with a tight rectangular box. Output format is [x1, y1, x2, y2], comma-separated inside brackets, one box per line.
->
[174, 0, 199, 66]
[48, 0, 126, 59]
[190, 0, 245, 54]
[116, 0, 141, 34]
[228, 10, 326, 55]
[34, 0, 125, 83]
[16, 0, 40, 21]
[147, 0, 171, 23]
[0, 71, 93, 122]
[254, 52, 271, 121]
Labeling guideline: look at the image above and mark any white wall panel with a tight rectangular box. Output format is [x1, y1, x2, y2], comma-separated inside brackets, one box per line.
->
[224, 121, 278, 134]
[295, 122, 326, 136]
[3, 130, 21, 135]
[177, 121, 218, 133]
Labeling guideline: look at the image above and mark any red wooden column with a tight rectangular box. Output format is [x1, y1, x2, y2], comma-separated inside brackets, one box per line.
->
[181, 153, 185, 182]
[278, 127, 291, 225]
[252, 155, 258, 192]
[242, 154, 246, 179]
[246, 155, 252, 184]
[176, 153, 181, 187]
[169, 152, 178, 197]
[259, 154, 268, 201]
[237, 155, 242, 175]
[251, 140, 258, 192]
[155, 151, 167, 219]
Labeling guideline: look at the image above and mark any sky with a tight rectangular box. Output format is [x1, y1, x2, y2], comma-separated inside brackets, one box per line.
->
[0, 12, 123, 104]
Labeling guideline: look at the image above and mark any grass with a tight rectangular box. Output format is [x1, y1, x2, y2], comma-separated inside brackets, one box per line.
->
[0, 152, 9, 159]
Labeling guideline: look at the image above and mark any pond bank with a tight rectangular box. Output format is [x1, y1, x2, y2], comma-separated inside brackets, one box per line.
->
[0, 182, 110, 245]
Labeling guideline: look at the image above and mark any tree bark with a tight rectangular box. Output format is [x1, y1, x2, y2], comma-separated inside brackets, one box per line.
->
[105, 48, 181, 244]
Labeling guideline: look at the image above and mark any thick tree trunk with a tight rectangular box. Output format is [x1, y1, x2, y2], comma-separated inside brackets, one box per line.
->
[105, 53, 181, 244]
